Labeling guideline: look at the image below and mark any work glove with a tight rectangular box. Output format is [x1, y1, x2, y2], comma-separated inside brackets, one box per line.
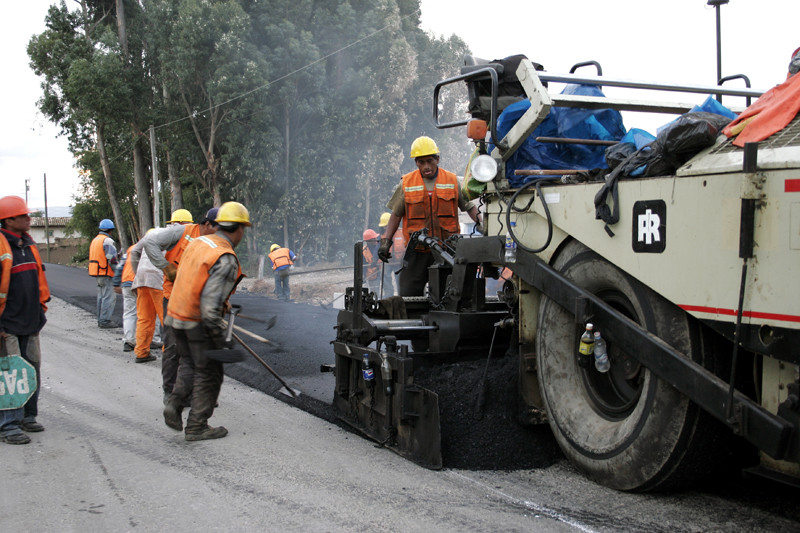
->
[378, 238, 392, 263]
[205, 326, 232, 350]
[163, 263, 178, 282]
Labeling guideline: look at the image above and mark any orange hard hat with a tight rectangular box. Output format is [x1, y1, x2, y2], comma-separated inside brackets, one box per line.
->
[0, 196, 29, 220]
[363, 229, 379, 241]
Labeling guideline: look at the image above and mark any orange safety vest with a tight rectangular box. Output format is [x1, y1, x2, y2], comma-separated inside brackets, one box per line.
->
[268, 248, 293, 270]
[362, 243, 378, 281]
[89, 233, 114, 277]
[163, 224, 201, 300]
[0, 235, 12, 316]
[122, 245, 135, 284]
[0, 232, 50, 315]
[401, 168, 460, 248]
[167, 234, 242, 323]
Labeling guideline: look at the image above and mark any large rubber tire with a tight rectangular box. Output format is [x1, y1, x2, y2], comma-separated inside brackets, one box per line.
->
[536, 240, 727, 492]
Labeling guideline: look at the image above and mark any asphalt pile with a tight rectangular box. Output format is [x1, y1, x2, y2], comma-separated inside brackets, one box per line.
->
[414, 352, 562, 470]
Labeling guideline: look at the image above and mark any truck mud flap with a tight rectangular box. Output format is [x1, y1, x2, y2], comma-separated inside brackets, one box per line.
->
[332, 341, 442, 469]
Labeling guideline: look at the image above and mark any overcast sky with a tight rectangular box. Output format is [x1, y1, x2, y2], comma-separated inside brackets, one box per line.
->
[2, 0, 797, 208]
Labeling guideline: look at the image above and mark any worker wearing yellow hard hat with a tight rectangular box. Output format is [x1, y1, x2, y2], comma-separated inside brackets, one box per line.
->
[378, 136, 482, 297]
[267, 242, 296, 302]
[164, 200, 249, 441]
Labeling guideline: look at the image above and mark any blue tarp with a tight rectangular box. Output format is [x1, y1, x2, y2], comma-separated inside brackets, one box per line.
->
[490, 84, 627, 188]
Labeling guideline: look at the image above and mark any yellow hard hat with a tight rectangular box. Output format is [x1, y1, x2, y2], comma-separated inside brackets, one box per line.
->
[379, 212, 391, 227]
[215, 201, 252, 227]
[410, 136, 439, 159]
[167, 208, 193, 224]
[270, 244, 280, 252]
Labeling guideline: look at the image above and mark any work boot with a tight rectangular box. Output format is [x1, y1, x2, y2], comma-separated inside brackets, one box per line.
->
[185, 425, 228, 441]
[163, 402, 184, 431]
[20, 420, 44, 432]
[150, 340, 163, 349]
[123, 342, 135, 352]
[99, 321, 122, 329]
[1, 433, 31, 445]
[135, 354, 157, 363]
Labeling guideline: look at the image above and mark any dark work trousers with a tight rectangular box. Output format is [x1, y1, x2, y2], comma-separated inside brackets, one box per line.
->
[169, 326, 224, 434]
[398, 249, 434, 297]
[161, 298, 179, 395]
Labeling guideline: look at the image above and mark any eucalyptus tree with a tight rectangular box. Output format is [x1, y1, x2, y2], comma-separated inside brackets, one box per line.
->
[147, 0, 269, 207]
[28, 2, 139, 248]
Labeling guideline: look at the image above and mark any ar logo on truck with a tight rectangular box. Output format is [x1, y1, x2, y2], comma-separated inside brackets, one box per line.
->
[632, 200, 666, 253]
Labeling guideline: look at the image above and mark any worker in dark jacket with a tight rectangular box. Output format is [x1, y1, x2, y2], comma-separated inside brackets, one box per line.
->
[162, 202, 248, 441]
[378, 136, 482, 296]
[0, 196, 50, 445]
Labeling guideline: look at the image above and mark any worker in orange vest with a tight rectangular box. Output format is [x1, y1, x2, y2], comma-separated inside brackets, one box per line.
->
[362, 229, 380, 294]
[163, 202, 249, 441]
[0, 196, 50, 444]
[88, 218, 119, 328]
[378, 136, 482, 296]
[131, 207, 218, 403]
[268, 243, 297, 302]
[378, 212, 403, 297]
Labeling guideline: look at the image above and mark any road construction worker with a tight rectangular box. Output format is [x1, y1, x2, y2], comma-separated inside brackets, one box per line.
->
[132, 207, 218, 402]
[113, 245, 138, 351]
[378, 136, 482, 296]
[89, 218, 119, 328]
[163, 201, 249, 441]
[362, 229, 380, 294]
[0, 196, 50, 444]
[268, 243, 296, 302]
[378, 212, 402, 297]
[130, 234, 165, 364]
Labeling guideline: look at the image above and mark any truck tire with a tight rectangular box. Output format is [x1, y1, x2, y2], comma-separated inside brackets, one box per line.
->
[536, 240, 726, 492]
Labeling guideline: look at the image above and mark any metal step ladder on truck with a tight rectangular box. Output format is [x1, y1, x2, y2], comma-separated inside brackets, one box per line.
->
[331, 55, 800, 492]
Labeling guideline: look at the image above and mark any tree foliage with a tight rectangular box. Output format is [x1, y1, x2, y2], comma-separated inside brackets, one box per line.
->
[29, 0, 471, 270]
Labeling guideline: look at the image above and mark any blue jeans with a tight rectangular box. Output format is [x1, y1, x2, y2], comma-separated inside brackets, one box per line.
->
[274, 269, 290, 301]
[97, 276, 117, 325]
[0, 334, 40, 436]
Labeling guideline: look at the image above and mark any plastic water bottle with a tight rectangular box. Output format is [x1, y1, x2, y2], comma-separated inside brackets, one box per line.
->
[577, 323, 594, 368]
[362, 353, 375, 385]
[504, 222, 517, 263]
[593, 331, 610, 373]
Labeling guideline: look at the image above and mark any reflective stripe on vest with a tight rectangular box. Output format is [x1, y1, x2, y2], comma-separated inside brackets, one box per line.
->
[166, 234, 241, 323]
[268, 248, 293, 270]
[88, 233, 112, 277]
[401, 168, 460, 247]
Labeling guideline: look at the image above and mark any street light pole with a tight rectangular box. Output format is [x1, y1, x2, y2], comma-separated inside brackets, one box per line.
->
[707, 0, 729, 102]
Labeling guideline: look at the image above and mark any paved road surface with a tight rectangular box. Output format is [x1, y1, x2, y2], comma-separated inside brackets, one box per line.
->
[31, 263, 800, 532]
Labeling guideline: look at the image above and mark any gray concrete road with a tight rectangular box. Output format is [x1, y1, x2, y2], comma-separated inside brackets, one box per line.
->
[2, 298, 576, 533]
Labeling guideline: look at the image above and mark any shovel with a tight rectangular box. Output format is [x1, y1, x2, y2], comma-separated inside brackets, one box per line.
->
[232, 332, 300, 398]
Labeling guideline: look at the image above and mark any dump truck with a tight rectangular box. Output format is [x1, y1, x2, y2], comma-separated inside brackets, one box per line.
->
[331, 55, 800, 492]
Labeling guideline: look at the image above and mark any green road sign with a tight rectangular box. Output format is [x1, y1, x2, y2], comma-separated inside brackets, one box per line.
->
[0, 354, 37, 410]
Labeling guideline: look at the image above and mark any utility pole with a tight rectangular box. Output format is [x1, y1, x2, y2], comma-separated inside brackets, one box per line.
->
[25, 178, 30, 204]
[149, 125, 160, 228]
[43, 173, 51, 262]
[707, 0, 729, 102]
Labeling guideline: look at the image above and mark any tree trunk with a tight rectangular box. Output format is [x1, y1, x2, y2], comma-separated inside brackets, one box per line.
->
[133, 139, 153, 231]
[96, 121, 129, 250]
[115, 0, 128, 57]
[166, 148, 183, 212]
[283, 100, 290, 250]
